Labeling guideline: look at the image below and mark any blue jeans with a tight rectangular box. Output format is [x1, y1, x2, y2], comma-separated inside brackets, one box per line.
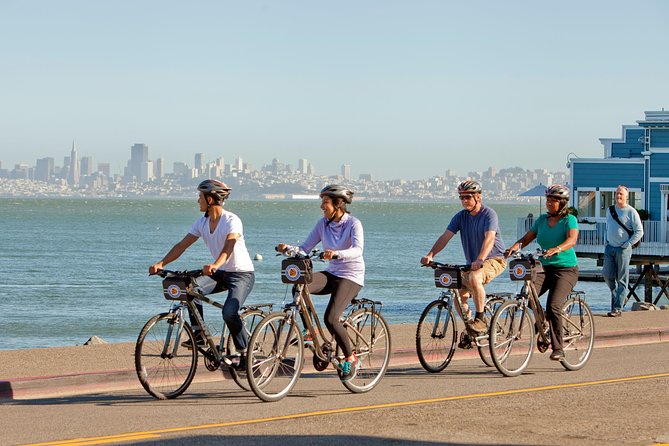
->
[602, 244, 632, 312]
[192, 270, 255, 351]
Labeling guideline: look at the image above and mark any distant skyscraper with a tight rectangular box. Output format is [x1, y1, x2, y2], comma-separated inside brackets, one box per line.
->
[97, 163, 111, 177]
[35, 157, 54, 182]
[194, 153, 205, 176]
[127, 143, 149, 182]
[234, 157, 243, 172]
[155, 157, 165, 179]
[341, 163, 351, 181]
[140, 161, 155, 183]
[298, 158, 308, 174]
[80, 156, 94, 176]
[67, 141, 80, 186]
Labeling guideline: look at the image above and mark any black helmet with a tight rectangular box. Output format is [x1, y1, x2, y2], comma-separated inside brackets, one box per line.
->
[320, 184, 354, 204]
[197, 179, 231, 202]
[457, 180, 482, 194]
[545, 184, 569, 200]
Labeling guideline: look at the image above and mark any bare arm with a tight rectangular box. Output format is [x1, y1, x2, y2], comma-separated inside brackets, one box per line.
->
[421, 230, 456, 265]
[505, 230, 537, 257]
[471, 230, 497, 270]
[149, 233, 198, 274]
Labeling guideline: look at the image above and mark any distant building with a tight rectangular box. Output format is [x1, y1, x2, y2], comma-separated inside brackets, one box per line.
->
[80, 156, 94, 176]
[126, 143, 148, 182]
[194, 153, 205, 177]
[97, 163, 111, 177]
[359, 173, 372, 181]
[35, 157, 54, 182]
[342, 164, 351, 180]
[298, 158, 308, 174]
[67, 141, 80, 186]
[155, 158, 165, 179]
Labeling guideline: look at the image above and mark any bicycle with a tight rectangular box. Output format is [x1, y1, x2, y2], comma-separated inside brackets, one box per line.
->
[416, 261, 510, 372]
[135, 269, 272, 399]
[245, 248, 392, 402]
[488, 250, 595, 377]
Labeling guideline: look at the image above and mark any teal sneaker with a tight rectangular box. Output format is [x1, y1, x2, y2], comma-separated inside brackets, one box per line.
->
[338, 354, 360, 382]
[302, 330, 313, 347]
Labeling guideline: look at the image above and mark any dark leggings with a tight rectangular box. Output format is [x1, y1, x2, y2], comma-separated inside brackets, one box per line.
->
[306, 271, 362, 358]
[533, 265, 579, 353]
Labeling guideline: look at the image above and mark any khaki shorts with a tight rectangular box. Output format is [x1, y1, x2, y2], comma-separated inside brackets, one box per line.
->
[460, 258, 507, 293]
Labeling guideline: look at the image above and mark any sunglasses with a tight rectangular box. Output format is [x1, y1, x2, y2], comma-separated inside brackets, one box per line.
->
[459, 195, 475, 201]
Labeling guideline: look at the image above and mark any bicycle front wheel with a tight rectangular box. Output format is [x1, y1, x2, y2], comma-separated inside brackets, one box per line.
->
[416, 300, 456, 373]
[489, 300, 535, 377]
[340, 308, 391, 393]
[560, 297, 595, 371]
[477, 296, 505, 367]
[135, 312, 198, 399]
[227, 310, 265, 391]
[246, 312, 304, 402]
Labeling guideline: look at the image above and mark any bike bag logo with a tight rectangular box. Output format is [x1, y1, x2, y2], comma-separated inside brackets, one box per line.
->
[508, 259, 536, 281]
[434, 267, 461, 289]
[162, 277, 190, 300]
[438, 273, 453, 287]
[284, 264, 301, 281]
[167, 284, 182, 298]
[281, 258, 313, 284]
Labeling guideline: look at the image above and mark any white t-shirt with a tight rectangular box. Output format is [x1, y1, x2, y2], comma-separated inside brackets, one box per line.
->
[188, 210, 254, 272]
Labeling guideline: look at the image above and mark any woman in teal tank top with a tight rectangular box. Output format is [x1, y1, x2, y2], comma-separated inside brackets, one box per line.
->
[505, 184, 579, 361]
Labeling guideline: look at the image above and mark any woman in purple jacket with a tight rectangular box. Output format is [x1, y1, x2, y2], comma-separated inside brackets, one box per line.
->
[277, 184, 365, 381]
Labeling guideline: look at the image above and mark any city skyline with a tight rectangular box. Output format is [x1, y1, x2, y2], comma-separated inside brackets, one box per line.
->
[1, 141, 568, 183]
[1, 2, 668, 179]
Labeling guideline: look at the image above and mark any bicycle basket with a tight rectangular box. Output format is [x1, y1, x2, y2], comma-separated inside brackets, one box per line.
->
[162, 276, 192, 301]
[434, 266, 462, 289]
[508, 259, 541, 281]
[281, 258, 313, 284]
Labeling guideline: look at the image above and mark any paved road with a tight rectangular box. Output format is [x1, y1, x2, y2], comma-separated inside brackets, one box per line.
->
[3, 342, 668, 446]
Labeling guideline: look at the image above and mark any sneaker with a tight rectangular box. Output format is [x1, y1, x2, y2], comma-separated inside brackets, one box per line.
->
[223, 353, 246, 369]
[607, 310, 622, 317]
[549, 350, 564, 361]
[469, 318, 487, 334]
[338, 354, 360, 382]
[303, 330, 313, 346]
[181, 332, 206, 350]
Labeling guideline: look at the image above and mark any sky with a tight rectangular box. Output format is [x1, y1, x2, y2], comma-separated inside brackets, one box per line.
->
[1, 0, 668, 180]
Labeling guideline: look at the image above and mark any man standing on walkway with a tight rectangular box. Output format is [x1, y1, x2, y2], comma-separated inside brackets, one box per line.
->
[603, 185, 644, 317]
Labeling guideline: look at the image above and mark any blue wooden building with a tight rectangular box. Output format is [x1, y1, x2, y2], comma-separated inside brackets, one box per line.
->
[568, 109, 669, 258]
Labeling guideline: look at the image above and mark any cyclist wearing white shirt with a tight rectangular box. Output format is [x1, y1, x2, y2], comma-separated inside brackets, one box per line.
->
[149, 179, 255, 366]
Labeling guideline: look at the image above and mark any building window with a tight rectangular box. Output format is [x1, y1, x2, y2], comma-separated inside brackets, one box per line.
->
[629, 191, 641, 210]
[578, 191, 596, 218]
[600, 191, 614, 211]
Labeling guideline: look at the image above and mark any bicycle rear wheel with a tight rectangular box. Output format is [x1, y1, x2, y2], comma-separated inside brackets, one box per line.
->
[339, 308, 391, 393]
[246, 312, 304, 402]
[416, 300, 456, 373]
[560, 296, 595, 371]
[227, 310, 265, 391]
[477, 296, 505, 367]
[489, 300, 535, 377]
[135, 312, 198, 399]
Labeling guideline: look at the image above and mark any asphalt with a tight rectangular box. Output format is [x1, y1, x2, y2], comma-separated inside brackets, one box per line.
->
[1, 309, 667, 401]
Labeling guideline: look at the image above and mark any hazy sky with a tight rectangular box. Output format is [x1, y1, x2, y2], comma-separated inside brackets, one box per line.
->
[1, 1, 667, 180]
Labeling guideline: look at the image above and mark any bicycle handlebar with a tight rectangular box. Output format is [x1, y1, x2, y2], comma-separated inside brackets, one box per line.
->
[422, 261, 470, 271]
[275, 246, 339, 260]
[149, 269, 204, 279]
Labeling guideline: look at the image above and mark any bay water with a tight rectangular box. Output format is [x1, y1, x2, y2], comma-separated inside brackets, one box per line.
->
[0, 198, 606, 351]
